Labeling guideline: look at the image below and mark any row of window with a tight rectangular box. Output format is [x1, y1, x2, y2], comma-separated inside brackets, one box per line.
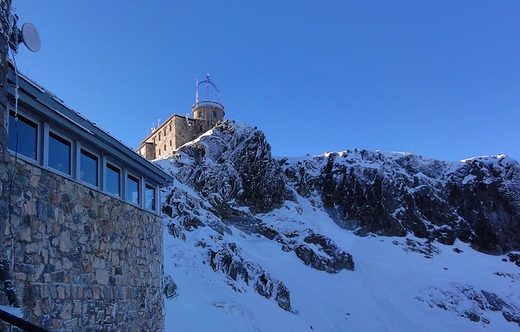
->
[196, 111, 218, 118]
[8, 111, 158, 212]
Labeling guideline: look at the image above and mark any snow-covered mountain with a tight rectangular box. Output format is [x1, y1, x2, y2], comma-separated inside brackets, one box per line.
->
[156, 120, 520, 331]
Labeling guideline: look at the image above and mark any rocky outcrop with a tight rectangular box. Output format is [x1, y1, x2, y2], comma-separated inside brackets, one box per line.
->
[280, 230, 354, 273]
[161, 120, 520, 315]
[199, 240, 292, 312]
[416, 282, 520, 326]
[173, 121, 293, 216]
[283, 150, 520, 255]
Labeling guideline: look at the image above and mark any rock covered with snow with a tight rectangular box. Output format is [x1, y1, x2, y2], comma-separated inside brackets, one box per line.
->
[171, 121, 293, 216]
[159, 121, 358, 312]
[159, 120, 520, 330]
[282, 150, 520, 255]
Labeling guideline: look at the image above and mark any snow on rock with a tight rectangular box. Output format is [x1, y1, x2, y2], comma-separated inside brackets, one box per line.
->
[282, 150, 520, 255]
[416, 282, 520, 326]
[160, 120, 520, 331]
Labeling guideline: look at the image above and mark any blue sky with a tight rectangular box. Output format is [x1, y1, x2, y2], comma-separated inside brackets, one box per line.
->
[11, 1, 520, 161]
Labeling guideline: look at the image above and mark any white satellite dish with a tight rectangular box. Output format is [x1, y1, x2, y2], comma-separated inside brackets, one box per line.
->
[20, 23, 41, 52]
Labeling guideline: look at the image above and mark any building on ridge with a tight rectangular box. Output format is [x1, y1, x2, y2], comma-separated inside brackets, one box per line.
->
[137, 74, 225, 160]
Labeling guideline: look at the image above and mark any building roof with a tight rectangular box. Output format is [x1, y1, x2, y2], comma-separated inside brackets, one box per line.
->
[7, 64, 173, 186]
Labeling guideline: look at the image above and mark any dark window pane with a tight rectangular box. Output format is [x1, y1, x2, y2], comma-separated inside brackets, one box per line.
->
[127, 175, 139, 204]
[8, 112, 38, 160]
[106, 164, 120, 196]
[49, 132, 71, 174]
[80, 149, 98, 186]
[145, 184, 155, 211]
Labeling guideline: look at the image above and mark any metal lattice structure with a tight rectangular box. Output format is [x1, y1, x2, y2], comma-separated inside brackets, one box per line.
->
[192, 74, 225, 133]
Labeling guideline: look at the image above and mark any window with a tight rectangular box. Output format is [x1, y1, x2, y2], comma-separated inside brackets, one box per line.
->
[213, 111, 217, 118]
[49, 132, 71, 175]
[80, 149, 98, 186]
[169, 140, 172, 147]
[145, 184, 156, 211]
[8, 112, 38, 160]
[126, 175, 139, 204]
[106, 163, 121, 196]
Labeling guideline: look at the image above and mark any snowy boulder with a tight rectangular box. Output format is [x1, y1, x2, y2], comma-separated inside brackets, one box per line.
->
[163, 275, 178, 299]
[284, 230, 354, 273]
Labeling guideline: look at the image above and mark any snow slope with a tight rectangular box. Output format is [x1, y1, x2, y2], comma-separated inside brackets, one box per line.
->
[163, 192, 520, 331]
[158, 121, 520, 331]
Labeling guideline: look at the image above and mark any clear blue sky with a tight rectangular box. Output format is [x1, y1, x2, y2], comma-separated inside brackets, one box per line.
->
[11, 1, 520, 161]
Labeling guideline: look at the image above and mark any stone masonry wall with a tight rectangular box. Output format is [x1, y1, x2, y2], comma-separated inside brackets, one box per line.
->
[0, 0, 11, 262]
[1, 157, 164, 331]
[172, 115, 201, 151]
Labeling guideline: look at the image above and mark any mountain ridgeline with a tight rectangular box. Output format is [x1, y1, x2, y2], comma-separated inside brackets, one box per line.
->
[283, 146, 520, 255]
[160, 120, 520, 327]
[164, 120, 520, 256]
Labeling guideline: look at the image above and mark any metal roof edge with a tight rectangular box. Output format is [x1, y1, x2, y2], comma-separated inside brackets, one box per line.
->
[7, 67, 173, 186]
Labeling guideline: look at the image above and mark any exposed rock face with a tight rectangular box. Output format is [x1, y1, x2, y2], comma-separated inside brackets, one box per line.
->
[282, 150, 520, 255]
[282, 230, 354, 273]
[162, 121, 356, 311]
[204, 241, 292, 311]
[416, 282, 520, 325]
[173, 121, 292, 217]
[161, 120, 520, 314]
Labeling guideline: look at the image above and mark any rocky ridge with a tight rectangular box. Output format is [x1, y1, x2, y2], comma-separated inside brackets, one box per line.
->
[282, 148, 520, 255]
[158, 120, 520, 326]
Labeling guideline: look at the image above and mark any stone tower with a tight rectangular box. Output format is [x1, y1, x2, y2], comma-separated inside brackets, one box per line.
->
[137, 74, 226, 160]
[192, 74, 225, 133]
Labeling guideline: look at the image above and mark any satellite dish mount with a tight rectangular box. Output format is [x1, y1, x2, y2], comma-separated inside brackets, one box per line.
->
[9, 15, 41, 53]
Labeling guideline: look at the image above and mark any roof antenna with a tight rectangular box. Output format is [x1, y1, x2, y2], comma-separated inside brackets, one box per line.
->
[9, 14, 41, 53]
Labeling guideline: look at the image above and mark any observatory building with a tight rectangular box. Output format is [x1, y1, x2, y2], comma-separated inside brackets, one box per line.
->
[137, 75, 225, 160]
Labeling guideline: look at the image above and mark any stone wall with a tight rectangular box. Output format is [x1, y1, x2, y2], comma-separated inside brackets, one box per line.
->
[0, 157, 164, 331]
[191, 104, 224, 133]
[0, 0, 11, 261]
[172, 115, 201, 151]
[141, 115, 202, 160]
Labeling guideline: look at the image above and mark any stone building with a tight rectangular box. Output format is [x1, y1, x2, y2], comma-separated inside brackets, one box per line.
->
[137, 75, 225, 160]
[0, 60, 173, 330]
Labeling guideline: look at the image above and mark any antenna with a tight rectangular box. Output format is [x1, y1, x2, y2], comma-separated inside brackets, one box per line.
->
[9, 15, 41, 53]
[195, 79, 199, 103]
[20, 23, 41, 52]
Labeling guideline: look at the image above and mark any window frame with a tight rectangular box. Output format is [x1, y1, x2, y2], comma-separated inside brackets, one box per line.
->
[125, 173, 140, 205]
[144, 183, 157, 211]
[47, 130, 73, 176]
[78, 146, 100, 188]
[105, 161, 122, 197]
[8, 110, 40, 162]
